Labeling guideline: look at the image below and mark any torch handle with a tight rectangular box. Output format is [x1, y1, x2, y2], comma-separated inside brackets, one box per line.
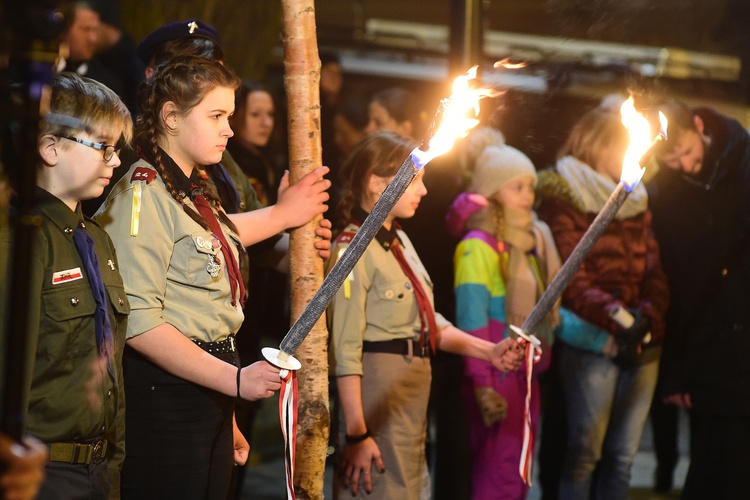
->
[520, 182, 630, 336]
[278, 156, 420, 356]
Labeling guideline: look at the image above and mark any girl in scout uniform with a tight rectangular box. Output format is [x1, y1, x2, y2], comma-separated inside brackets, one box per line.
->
[448, 145, 561, 500]
[97, 56, 330, 499]
[327, 131, 524, 499]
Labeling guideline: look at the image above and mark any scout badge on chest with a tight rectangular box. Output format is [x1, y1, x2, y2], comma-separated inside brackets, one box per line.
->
[194, 234, 222, 280]
[206, 255, 221, 278]
[189, 186, 245, 307]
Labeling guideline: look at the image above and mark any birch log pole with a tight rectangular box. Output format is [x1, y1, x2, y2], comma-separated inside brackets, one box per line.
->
[281, 1, 329, 498]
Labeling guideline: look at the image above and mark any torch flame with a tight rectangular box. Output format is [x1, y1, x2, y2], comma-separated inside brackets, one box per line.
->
[619, 97, 652, 191]
[412, 66, 496, 168]
[658, 111, 668, 140]
[494, 58, 527, 69]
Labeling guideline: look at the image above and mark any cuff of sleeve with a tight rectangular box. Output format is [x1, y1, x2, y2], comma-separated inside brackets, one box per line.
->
[125, 309, 165, 339]
[556, 308, 610, 354]
[334, 363, 364, 378]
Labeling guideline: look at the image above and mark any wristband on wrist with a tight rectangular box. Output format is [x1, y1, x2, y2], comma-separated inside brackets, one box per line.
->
[236, 366, 241, 399]
[345, 429, 371, 444]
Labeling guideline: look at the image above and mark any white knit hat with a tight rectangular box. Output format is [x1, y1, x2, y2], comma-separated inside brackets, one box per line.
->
[470, 145, 537, 198]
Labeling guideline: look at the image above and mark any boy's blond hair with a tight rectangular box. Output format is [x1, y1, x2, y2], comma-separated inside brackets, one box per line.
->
[42, 72, 132, 148]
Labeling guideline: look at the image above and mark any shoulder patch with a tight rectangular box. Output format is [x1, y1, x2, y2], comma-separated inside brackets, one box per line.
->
[336, 230, 356, 244]
[131, 167, 157, 184]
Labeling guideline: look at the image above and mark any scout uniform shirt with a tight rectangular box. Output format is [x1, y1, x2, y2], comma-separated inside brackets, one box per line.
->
[327, 208, 451, 378]
[96, 157, 245, 342]
[0, 188, 129, 476]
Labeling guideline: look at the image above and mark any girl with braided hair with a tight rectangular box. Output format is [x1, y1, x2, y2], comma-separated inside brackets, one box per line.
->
[447, 144, 561, 500]
[96, 56, 330, 499]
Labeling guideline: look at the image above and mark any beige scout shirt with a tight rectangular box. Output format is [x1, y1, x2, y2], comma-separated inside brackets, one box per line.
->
[328, 221, 450, 377]
[96, 160, 244, 342]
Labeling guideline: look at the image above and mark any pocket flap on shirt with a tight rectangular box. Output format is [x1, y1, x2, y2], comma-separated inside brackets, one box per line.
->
[374, 279, 411, 301]
[43, 282, 96, 321]
[106, 284, 130, 315]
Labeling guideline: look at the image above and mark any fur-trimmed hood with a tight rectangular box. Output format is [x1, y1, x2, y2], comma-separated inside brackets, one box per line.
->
[535, 157, 648, 219]
[535, 168, 584, 213]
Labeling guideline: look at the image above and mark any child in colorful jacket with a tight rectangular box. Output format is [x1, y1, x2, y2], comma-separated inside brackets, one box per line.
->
[449, 144, 560, 500]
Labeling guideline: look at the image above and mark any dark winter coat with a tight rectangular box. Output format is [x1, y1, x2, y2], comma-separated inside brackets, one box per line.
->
[647, 107, 750, 415]
[536, 170, 670, 346]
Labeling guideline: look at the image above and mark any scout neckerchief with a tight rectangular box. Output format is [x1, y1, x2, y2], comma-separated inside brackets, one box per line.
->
[73, 220, 116, 383]
[352, 208, 438, 354]
[190, 186, 245, 308]
[390, 238, 438, 354]
[136, 147, 245, 307]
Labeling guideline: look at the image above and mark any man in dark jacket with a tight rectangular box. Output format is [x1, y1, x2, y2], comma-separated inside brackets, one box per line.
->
[647, 98, 750, 499]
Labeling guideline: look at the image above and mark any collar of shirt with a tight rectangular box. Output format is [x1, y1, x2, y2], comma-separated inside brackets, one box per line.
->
[351, 206, 403, 251]
[33, 187, 86, 239]
[136, 145, 205, 197]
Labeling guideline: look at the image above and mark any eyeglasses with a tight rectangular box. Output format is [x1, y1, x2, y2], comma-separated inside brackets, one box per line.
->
[62, 136, 118, 162]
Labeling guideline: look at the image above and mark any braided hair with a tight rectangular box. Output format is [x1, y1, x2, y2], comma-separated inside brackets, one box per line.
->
[335, 131, 415, 234]
[135, 55, 240, 234]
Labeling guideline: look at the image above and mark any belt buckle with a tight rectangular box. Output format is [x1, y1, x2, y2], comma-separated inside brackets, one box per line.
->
[420, 343, 429, 357]
[91, 440, 104, 464]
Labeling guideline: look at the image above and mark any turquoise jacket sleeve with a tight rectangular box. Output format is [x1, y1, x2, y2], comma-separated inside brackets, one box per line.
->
[556, 307, 610, 353]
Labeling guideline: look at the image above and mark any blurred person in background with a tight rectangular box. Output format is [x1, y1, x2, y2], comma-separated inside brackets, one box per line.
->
[536, 102, 669, 500]
[59, 1, 125, 110]
[648, 97, 750, 500]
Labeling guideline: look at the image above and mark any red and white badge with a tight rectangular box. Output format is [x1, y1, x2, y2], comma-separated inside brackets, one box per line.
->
[130, 167, 157, 184]
[52, 267, 83, 285]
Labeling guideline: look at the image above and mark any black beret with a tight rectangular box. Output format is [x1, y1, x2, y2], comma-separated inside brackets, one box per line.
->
[137, 18, 222, 66]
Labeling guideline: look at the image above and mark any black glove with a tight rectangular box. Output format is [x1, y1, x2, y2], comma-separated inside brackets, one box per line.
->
[613, 309, 651, 367]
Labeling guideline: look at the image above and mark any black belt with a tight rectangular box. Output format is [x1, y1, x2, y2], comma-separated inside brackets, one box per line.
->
[192, 336, 236, 354]
[48, 438, 107, 465]
[362, 339, 430, 357]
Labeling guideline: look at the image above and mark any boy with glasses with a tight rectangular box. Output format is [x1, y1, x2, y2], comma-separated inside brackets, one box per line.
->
[0, 72, 132, 499]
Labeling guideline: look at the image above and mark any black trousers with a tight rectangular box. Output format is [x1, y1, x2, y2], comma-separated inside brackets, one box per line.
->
[683, 413, 750, 500]
[649, 396, 680, 474]
[121, 347, 238, 500]
[37, 460, 109, 500]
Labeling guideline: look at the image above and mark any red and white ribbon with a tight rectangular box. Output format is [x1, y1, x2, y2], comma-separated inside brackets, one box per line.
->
[519, 341, 535, 486]
[279, 369, 298, 499]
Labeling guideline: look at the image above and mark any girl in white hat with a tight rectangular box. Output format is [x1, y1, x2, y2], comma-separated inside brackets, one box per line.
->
[449, 144, 561, 500]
